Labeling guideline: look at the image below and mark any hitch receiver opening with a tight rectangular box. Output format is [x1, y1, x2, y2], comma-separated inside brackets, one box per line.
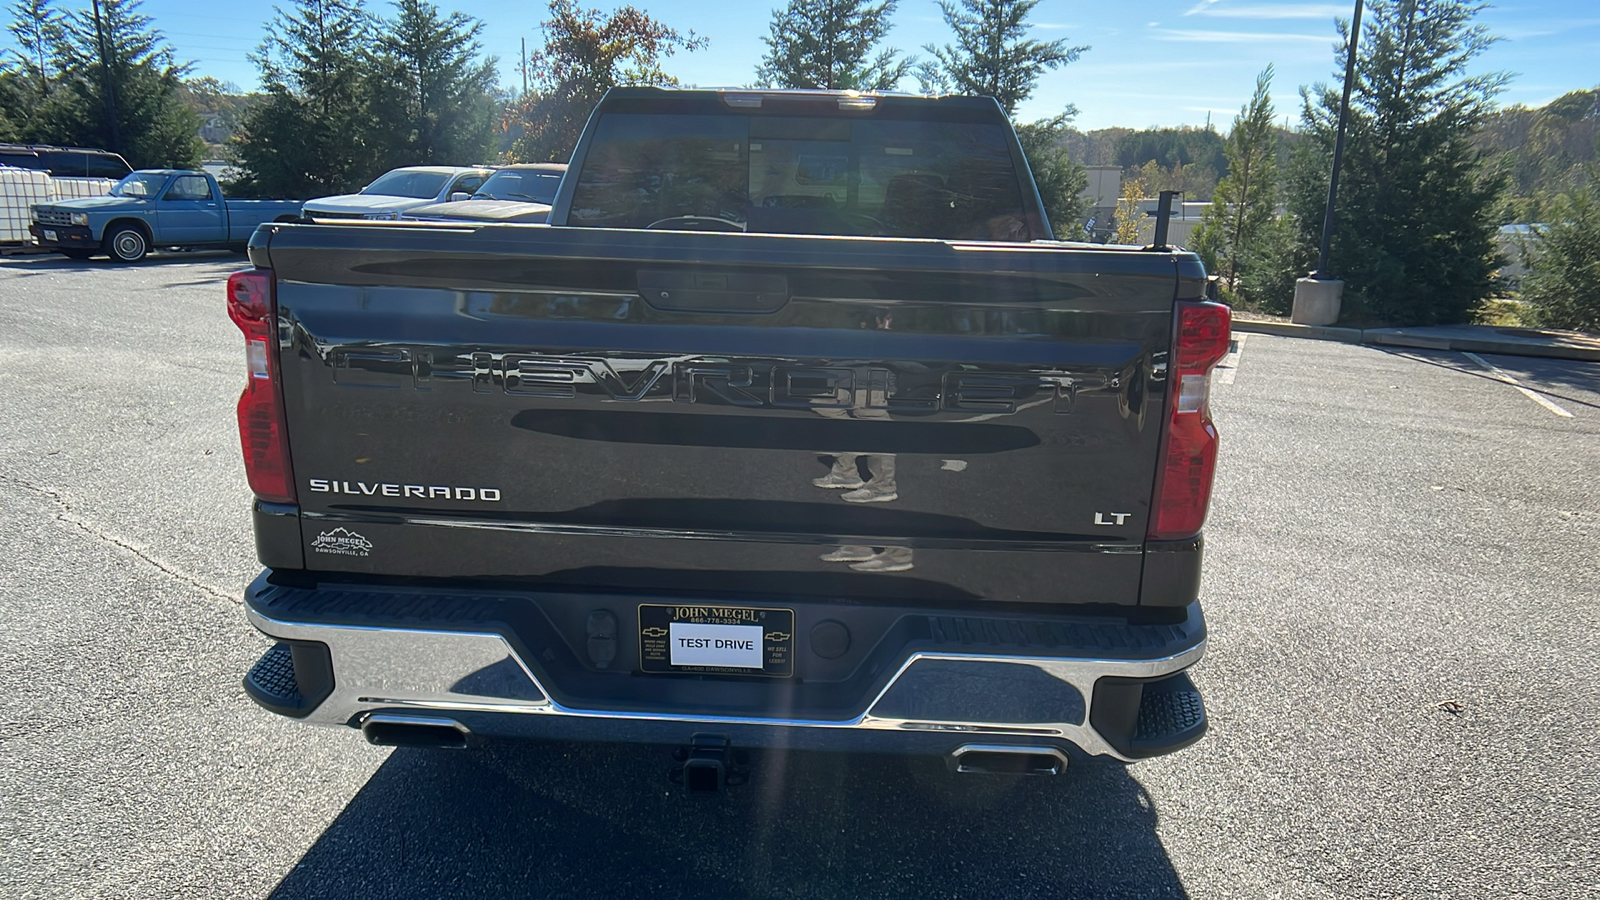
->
[670, 734, 748, 796]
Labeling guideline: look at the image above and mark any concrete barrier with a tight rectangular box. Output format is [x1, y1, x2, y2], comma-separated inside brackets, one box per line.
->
[1292, 278, 1343, 326]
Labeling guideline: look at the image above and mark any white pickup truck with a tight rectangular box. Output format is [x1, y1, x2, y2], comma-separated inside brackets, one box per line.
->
[301, 166, 494, 221]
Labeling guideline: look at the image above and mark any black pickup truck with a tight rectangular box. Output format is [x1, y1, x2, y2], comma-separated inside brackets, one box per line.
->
[231, 88, 1229, 782]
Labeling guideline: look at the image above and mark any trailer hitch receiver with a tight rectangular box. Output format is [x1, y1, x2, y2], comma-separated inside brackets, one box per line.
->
[670, 734, 748, 796]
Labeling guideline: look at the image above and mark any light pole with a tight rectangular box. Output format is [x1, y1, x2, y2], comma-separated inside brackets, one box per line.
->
[1293, 0, 1364, 324]
[1313, 0, 1364, 278]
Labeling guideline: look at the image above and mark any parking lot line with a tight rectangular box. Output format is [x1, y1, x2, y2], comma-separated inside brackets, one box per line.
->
[1462, 351, 1574, 418]
[1215, 333, 1248, 385]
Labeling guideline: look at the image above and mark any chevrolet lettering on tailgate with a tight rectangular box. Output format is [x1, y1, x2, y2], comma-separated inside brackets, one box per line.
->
[331, 350, 1084, 415]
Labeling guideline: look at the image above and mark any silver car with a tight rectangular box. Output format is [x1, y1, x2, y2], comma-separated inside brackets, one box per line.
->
[302, 166, 494, 221]
[403, 163, 567, 224]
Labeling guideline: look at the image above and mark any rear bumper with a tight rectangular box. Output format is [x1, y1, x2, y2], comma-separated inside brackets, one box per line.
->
[243, 572, 1208, 761]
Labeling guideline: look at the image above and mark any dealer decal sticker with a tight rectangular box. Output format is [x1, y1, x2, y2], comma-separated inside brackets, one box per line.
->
[310, 527, 373, 557]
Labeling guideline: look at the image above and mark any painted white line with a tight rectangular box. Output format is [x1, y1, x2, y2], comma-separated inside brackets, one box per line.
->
[1462, 352, 1573, 418]
[1215, 333, 1249, 385]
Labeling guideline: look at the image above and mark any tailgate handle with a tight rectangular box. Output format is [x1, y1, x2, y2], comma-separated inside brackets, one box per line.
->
[637, 270, 789, 314]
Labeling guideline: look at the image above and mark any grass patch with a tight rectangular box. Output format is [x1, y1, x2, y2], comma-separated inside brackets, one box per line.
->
[1474, 298, 1529, 327]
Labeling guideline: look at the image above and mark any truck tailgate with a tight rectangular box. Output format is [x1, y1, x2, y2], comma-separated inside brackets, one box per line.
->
[259, 223, 1201, 606]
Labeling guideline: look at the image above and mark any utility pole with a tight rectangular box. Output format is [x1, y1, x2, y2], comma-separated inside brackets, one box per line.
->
[521, 37, 528, 97]
[1292, 0, 1364, 325]
[90, 0, 120, 154]
[31, 10, 50, 97]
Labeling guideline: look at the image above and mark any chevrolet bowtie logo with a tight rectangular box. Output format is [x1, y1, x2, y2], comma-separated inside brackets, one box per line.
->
[642, 627, 668, 638]
[765, 631, 791, 642]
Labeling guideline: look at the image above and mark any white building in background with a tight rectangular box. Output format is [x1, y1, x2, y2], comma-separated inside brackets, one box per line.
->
[1131, 197, 1210, 248]
[1078, 166, 1121, 240]
[1074, 167, 1215, 247]
[1496, 224, 1540, 286]
[1081, 166, 1122, 208]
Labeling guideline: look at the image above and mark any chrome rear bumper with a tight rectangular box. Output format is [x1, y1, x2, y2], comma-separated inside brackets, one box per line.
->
[244, 576, 1208, 762]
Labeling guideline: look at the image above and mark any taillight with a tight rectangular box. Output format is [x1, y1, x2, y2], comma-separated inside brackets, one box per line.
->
[1148, 300, 1231, 540]
[227, 269, 296, 504]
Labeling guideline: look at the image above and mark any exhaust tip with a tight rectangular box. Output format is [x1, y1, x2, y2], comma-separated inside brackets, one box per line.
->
[951, 744, 1069, 776]
[361, 713, 471, 749]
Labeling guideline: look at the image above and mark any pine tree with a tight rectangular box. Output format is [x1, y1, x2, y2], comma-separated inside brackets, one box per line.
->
[1015, 114, 1089, 239]
[1237, 214, 1309, 313]
[27, 0, 200, 167]
[0, 71, 16, 139]
[1286, 0, 1508, 325]
[507, 0, 705, 163]
[1520, 176, 1600, 332]
[368, 0, 498, 169]
[52, 0, 198, 164]
[756, 0, 910, 91]
[1194, 66, 1278, 298]
[6, 0, 62, 100]
[231, 0, 378, 197]
[918, 0, 1086, 116]
[917, 0, 1088, 237]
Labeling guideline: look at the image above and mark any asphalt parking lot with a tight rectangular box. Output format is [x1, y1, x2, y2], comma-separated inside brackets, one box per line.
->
[2, 252, 1597, 899]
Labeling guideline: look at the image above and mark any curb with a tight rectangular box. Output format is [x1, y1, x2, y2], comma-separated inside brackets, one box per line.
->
[1232, 319, 1600, 363]
[1230, 320, 1364, 344]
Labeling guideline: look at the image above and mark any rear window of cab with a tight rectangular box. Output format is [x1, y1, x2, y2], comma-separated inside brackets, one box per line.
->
[568, 113, 1031, 241]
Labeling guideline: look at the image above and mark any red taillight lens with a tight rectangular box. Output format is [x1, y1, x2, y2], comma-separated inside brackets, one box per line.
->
[227, 269, 295, 504]
[1149, 300, 1231, 540]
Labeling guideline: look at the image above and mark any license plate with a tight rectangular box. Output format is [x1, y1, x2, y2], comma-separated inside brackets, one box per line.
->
[639, 604, 794, 677]
[43, 230, 56, 241]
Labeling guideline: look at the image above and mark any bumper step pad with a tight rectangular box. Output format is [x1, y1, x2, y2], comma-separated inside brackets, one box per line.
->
[1133, 686, 1206, 752]
[246, 643, 301, 705]
[1090, 670, 1209, 758]
[242, 640, 335, 718]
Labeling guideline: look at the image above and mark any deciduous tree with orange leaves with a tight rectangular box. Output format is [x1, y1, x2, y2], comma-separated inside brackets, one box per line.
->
[505, 0, 705, 163]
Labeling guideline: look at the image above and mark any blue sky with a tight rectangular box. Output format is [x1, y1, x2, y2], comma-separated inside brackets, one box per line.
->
[12, 0, 1599, 130]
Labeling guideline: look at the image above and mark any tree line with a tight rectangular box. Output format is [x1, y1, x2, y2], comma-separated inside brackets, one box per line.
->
[3, 0, 1595, 329]
[501, 0, 1096, 237]
[1177, 0, 1595, 330]
[1, 0, 201, 168]
[1476, 89, 1598, 224]
[228, 0, 498, 198]
[0, 0, 498, 188]
[2, 0, 1097, 235]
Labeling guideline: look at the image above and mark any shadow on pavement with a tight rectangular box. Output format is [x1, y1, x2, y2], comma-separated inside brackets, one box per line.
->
[268, 740, 1188, 899]
[1381, 347, 1600, 411]
[1470, 353, 1600, 400]
[0, 249, 240, 273]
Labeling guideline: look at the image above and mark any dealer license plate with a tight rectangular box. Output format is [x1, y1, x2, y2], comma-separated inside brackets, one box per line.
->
[639, 604, 794, 677]
[43, 230, 57, 241]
